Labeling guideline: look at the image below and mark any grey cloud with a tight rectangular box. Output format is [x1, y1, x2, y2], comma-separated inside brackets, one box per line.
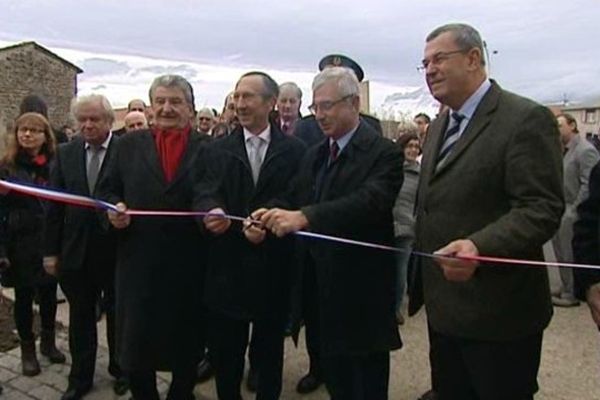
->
[137, 65, 197, 80]
[80, 58, 130, 76]
[1, 0, 599, 103]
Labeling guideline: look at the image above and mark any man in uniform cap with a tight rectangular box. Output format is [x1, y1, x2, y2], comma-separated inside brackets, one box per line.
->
[293, 54, 382, 148]
[318, 54, 365, 82]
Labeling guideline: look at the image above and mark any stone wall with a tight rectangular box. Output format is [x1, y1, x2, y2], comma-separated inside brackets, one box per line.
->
[0, 43, 78, 156]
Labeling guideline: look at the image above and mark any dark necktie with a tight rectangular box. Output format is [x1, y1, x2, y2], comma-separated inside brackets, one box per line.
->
[282, 122, 290, 134]
[87, 145, 102, 193]
[330, 141, 339, 164]
[436, 112, 465, 166]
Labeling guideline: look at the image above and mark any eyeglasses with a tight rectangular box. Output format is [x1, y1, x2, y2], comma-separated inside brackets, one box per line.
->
[308, 94, 354, 114]
[417, 50, 466, 73]
[17, 126, 45, 135]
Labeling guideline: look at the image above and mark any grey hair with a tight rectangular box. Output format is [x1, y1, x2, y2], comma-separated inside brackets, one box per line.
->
[396, 120, 419, 137]
[197, 107, 215, 119]
[426, 23, 486, 66]
[279, 82, 302, 100]
[127, 98, 147, 111]
[148, 74, 195, 106]
[70, 94, 115, 124]
[312, 67, 360, 98]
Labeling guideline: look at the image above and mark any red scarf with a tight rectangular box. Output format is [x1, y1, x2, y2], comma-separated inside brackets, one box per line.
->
[153, 125, 191, 183]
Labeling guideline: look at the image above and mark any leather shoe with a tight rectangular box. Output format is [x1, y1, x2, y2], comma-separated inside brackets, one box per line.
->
[417, 389, 438, 400]
[196, 359, 215, 383]
[396, 310, 405, 325]
[246, 368, 258, 392]
[296, 372, 322, 394]
[61, 385, 92, 400]
[113, 377, 129, 396]
[552, 294, 580, 307]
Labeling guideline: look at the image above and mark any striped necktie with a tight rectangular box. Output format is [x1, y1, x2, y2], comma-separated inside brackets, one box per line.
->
[436, 112, 465, 166]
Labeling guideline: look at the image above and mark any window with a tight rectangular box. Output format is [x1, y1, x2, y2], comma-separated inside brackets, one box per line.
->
[584, 109, 597, 124]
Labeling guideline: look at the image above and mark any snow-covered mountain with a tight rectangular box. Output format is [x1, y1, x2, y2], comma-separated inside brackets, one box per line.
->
[376, 86, 439, 121]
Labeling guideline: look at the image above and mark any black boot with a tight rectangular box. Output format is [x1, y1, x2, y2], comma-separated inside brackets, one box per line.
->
[20, 339, 41, 376]
[40, 330, 66, 363]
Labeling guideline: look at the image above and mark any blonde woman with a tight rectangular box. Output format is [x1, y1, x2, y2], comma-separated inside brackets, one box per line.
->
[0, 112, 65, 376]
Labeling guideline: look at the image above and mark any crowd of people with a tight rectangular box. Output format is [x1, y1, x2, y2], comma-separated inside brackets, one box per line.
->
[1, 22, 600, 400]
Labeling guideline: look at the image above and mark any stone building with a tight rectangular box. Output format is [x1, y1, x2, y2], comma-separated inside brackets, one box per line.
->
[561, 102, 600, 138]
[0, 41, 82, 155]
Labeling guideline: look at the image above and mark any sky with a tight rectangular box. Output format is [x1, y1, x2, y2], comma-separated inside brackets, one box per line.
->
[0, 0, 598, 114]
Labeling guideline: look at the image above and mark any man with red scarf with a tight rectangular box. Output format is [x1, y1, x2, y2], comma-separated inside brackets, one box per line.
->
[100, 74, 210, 400]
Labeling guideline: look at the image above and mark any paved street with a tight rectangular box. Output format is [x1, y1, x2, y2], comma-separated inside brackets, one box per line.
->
[1, 267, 599, 399]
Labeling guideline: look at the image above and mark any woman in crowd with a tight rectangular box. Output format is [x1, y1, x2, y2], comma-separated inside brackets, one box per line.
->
[392, 122, 421, 324]
[0, 112, 66, 376]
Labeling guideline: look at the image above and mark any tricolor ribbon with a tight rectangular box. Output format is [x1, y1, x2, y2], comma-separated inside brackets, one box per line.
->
[1, 179, 598, 271]
[0, 179, 117, 211]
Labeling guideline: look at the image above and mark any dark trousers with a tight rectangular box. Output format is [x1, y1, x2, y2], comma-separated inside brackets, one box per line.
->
[430, 329, 542, 400]
[210, 311, 285, 400]
[128, 367, 196, 400]
[427, 322, 440, 392]
[14, 282, 58, 340]
[322, 351, 390, 400]
[303, 260, 321, 377]
[60, 257, 119, 388]
[248, 325, 258, 371]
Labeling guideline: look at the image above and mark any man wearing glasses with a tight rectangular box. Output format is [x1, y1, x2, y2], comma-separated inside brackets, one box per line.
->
[258, 66, 403, 400]
[277, 53, 385, 396]
[409, 23, 563, 400]
[196, 107, 216, 136]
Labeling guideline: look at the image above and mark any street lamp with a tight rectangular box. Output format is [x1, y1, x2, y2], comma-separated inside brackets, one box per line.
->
[483, 40, 498, 77]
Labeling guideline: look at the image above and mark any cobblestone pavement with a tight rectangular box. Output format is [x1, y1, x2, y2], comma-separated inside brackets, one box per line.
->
[1, 267, 600, 399]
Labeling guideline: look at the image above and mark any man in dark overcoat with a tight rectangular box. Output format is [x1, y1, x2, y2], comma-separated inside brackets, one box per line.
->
[573, 161, 600, 327]
[100, 74, 210, 400]
[194, 71, 305, 400]
[260, 66, 403, 400]
[287, 54, 384, 395]
[45, 94, 127, 400]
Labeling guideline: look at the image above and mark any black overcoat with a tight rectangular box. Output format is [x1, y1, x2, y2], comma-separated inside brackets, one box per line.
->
[98, 129, 210, 371]
[193, 125, 305, 322]
[45, 135, 118, 274]
[0, 158, 54, 288]
[289, 122, 403, 356]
